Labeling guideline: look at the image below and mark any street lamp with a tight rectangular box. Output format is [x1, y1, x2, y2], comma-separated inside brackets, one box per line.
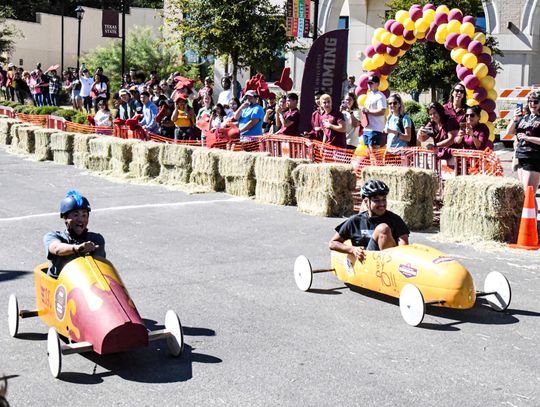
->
[75, 6, 85, 73]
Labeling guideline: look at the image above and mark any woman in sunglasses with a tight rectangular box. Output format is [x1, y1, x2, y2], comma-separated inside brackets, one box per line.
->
[453, 105, 493, 150]
[444, 83, 467, 124]
[418, 102, 459, 157]
[506, 90, 540, 199]
[384, 93, 412, 152]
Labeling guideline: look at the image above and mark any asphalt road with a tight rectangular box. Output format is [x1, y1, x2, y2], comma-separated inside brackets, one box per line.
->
[0, 147, 538, 406]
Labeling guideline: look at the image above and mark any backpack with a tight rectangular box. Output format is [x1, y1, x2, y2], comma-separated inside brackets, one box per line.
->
[397, 113, 417, 147]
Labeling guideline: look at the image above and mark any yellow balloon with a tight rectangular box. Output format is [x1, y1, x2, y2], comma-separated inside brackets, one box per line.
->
[415, 17, 429, 32]
[460, 22, 475, 37]
[482, 46, 492, 55]
[384, 54, 398, 65]
[473, 32, 486, 45]
[357, 94, 368, 107]
[473, 63, 488, 79]
[466, 88, 474, 99]
[467, 98, 479, 106]
[479, 110, 488, 124]
[398, 49, 406, 57]
[362, 58, 374, 71]
[371, 37, 379, 46]
[451, 48, 468, 64]
[436, 5, 450, 14]
[373, 53, 385, 68]
[480, 75, 495, 90]
[390, 34, 404, 48]
[404, 36, 417, 44]
[435, 32, 445, 44]
[381, 31, 392, 45]
[423, 9, 436, 22]
[486, 121, 495, 134]
[436, 23, 449, 37]
[488, 132, 495, 142]
[396, 10, 410, 24]
[403, 17, 415, 31]
[447, 19, 461, 34]
[374, 27, 386, 41]
[462, 53, 478, 69]
[414, 29, 426, 39]
[379, 77, 389, 92]
[487, 89, 498, 100]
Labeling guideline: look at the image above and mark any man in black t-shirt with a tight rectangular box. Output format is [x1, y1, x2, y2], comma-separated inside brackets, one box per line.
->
[329, 180, 409, 261]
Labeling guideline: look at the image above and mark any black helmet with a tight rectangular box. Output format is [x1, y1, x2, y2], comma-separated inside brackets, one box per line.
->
[361, 179, 389, 199]
[59, 190, 91, 218]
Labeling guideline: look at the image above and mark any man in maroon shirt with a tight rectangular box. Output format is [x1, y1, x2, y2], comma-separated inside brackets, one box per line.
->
[276, 93, 300, 136]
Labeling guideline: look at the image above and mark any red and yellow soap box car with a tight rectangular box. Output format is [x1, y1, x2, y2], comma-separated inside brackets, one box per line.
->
[8, 255, 183, 378]
[294, 243, 511, 326]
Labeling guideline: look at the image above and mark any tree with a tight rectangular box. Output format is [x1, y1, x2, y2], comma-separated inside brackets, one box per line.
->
[384, 0, 502, 101]
[165, 0, 296, 96]
[0, 7, 18, 64]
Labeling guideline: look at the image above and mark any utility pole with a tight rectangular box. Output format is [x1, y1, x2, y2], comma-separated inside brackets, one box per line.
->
[313, 0, 319, 40]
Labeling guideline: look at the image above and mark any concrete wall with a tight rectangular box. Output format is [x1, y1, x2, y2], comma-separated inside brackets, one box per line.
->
[4, 7, 162, 71]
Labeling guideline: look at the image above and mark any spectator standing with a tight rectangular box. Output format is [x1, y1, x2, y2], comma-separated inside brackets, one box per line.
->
[198, 76, 214, 101]
[305, 90, 324, 141]
[94, 100, 113, 127]
[6, 63, 16, 101]
[347, 75, 357, 94]
[418, 102, 459, 157]
[139, 91, 159, 134]
[48, 69, 61, 107]
[38, 68, 51, 106]
[65, 70, 82, 111]
[453, 105, 493, 150]
[234, 90, 265, 140]
[117, 89, 137, 120]
[196, 93, 214, 121]
[361, 75, 387, 152]
[262, 93, 277, 133]
[209, 104, 226, 130]
[444, 83, 467, 124]
[341, 92, 361, 149]
[225, 97, 240, 120]
[91, 74, 108, 112]
[172, 94, 195, 140]
[145, 71, 159, 89]
[276, 93, 300, 136]
[319, 93, 347, 148]
[28, 71, 42, 106]
[151, 84, 167, 105]
[129, 87, 143, 114]
[156, 99, 175, 138]
[15, 71, 31, 104]
[384, 93, 412, 152]
[79, 67, 94, 113]
[217, 77, 234, 107]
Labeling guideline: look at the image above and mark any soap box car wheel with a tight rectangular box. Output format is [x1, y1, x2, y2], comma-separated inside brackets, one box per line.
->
[165, 310, 184, 357]
[483, 271, 511, 311]
[47, 327, 62, 378]
[8, 294, 19, 338]
[294, 255, 313, 292]
[399, 284, 425, 327]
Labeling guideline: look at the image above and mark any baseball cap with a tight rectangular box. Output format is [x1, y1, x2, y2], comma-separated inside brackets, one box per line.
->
[119, 89, 130, 96]
[245, 90, 257, 97]
[368, 75, 380, 84]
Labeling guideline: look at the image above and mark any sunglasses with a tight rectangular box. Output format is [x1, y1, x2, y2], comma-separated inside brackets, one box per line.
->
[528, 99, 539, 104]
[453, 88, 465, 93]
[465, 113, 477, 118]
[388, 102, 399, 106]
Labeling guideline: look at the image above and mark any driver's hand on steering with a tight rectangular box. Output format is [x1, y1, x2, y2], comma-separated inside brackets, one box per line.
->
[76, 241, 99, 254]
[351, 246, 366, 262]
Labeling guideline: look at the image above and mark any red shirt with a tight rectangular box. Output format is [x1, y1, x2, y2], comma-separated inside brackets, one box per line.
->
[321, 110, 346, 148]
[454, 123, 493, 150]
[277, 108, 300, 136]
[444, 102, 466, 124]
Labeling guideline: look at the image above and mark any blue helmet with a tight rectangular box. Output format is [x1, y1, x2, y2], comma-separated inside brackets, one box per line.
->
[59, 190, 91, 218]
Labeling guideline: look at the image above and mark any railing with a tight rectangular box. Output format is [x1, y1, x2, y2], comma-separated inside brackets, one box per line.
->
[0, 106, 15, 118]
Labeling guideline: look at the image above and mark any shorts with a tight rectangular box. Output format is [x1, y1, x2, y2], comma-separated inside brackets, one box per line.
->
[363, 130, 383, 146]
[517, 158, 540, 173]
[366, 238, 380, 251]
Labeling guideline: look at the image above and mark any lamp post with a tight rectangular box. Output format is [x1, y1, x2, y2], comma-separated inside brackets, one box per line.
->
[75, 6, 85, 73]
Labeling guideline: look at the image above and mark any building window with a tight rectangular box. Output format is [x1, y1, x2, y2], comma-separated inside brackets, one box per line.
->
[338, 16, 349, 30]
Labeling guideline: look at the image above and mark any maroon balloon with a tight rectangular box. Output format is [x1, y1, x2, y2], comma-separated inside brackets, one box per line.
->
[355, 86, 368, 97]
[359, 74, 370, 89]
[403, 29, 415, 41]
[487, 65, 497, 78]
[480, 99, 496, 112]
[457, 65, 472, 81]
[387, 46, 400, 57]
[365, 45, 376, 58]
[448, 9, 463, 22]
[368, 70, 381, 78]
[374, 41, 386, 54]
[409, 7, 423, 21]
[488, 111, 497, 122]
[464, 74, 480, 89]
[425, 22, 437, 42]
[385, 19, 396, 31]
[473, 87, 487, 102]
[390, 21, 404, 36]
[379, 63, 398, 76]
[400, 41, 412, 51]
[477, 53, 492, 65]
[383, 89, 391, 98]
[456, 63, 464, 76]
[445, 32, 459, 49]
[462, 16, 476, 25]
[434, 11, 448, 25]
[423, 3, 436, 11]
[457, 34, 472, 48]
[468, 40, 483, 55]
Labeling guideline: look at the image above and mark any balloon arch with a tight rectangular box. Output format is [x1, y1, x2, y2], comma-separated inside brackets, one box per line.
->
[356, 3, 497, 141]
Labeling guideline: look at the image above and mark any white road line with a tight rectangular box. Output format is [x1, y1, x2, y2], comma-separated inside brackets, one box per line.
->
[0, 197, 248, 222]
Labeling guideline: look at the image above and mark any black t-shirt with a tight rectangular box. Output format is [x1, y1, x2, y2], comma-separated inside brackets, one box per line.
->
[335, 210, 410, 248]
[515, 114, 540, 159]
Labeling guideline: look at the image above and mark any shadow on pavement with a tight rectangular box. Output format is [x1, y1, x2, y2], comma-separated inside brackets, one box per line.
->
[0, 270, 32, 283]
[307, 286, 348, 295]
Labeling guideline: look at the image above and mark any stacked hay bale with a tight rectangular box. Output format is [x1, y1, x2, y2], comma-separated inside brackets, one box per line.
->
[73, 133, 97, 168]
[189, 148, 224, 191]
[129, 141, 161, 178]
[158, 144, 196, 185]
[8, 123, 33, 151]
[292, 163, 357, 217]
[254, 156, 307, 205]
[34, 129, 58, 161]
[50, 132, 76, 165]
[87, 136, 115, 172]
[441, 175, 523, 242]
[110, 138, 139, 176]
[0, 118, 21, 144]
[11, 125, 41, 154]
[360, 167, 438, 230]
[218, 151, 265, 196]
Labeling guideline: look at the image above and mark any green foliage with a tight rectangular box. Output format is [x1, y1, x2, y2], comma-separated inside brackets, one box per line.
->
[34, 106, 61, 115]
[0, 7, 18, 64]
[52, 109, 79, 121]
[71, 111, 89, 124]
[411, 109, 430, 129]
[81, 26, 188, 92]
[384, 0, 502, 98]
[403, 100, 422, 115]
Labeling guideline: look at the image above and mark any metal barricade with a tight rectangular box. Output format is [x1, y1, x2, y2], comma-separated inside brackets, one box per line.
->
[0, 106, 15, 118]
[47, 115, 67, 131]
[259, 135, 314, 160]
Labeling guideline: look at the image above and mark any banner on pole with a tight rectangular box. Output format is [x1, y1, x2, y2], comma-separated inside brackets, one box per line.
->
[102, 10, 119, 38]
[286, 0, 310, 38]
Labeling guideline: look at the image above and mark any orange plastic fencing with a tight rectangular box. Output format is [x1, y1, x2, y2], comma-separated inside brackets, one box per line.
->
[148, 132, 201, 146]
[65, 122, 113, 135]
[259, 135, 314, 160]
[17, 114, 48, 127]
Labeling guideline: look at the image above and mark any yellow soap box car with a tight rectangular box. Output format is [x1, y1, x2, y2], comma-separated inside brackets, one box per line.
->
[294, 243, 511, 326]
[8, 255, 184, 378]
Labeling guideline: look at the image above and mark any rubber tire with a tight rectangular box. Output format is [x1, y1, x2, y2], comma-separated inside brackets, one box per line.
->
[484, 271, 512, 311]
[294, 255, 313, 292]
[8, 294, 19, 338]
[47, 328, 62, 378]
[399, 284, 426, 327]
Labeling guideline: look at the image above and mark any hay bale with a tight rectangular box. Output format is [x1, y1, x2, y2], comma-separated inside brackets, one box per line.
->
[254, 156, 307, 205]
[158, 144, 196, 184]
[292, 163, 357, 217]
[440, 175, 524, 242]
[387, 200, 433, 231]
[9, 123, 33, 151]
[50, 132, 75, 165]
[129, 141, 161, 178]
[218, 151, 264, 196]
[14, 125, 41, 154]
[73, 133, 97, 169]
[360, 166, 438, 202]
[87, 136, 115, 172]
[189, 148, 225, 191]
[34, 129, 57, 161]
[0, 118, 21, 144]
[110, 138, 138, 175]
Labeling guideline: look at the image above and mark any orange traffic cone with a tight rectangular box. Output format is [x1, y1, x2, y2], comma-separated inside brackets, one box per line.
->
[510, 186, 539, 250]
